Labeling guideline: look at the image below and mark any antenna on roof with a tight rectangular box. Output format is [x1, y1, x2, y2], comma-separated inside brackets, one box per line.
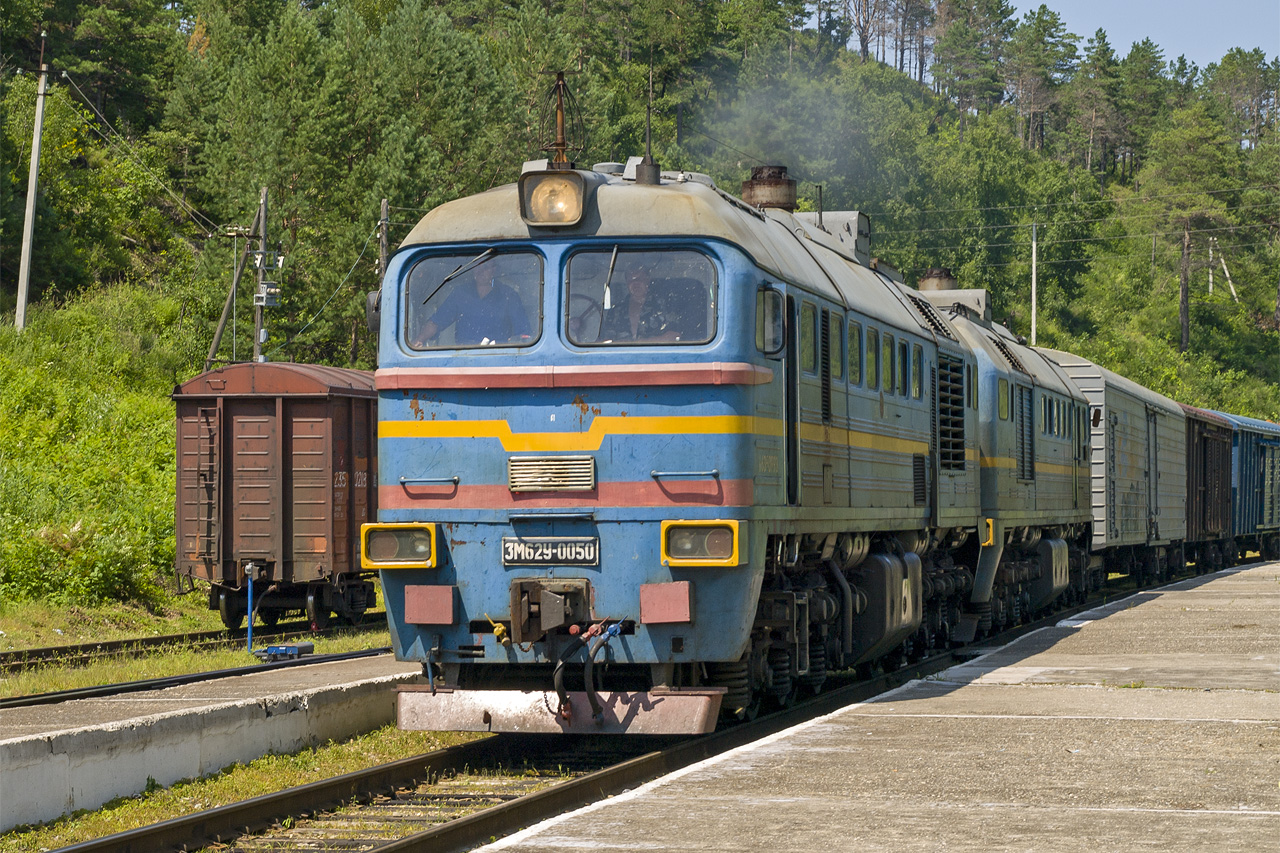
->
[635, 57, 660, 185]
[539, 71, 584, 170]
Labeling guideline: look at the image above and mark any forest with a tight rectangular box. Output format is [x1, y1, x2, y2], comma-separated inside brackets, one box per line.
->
[0, 0, 1277, 603]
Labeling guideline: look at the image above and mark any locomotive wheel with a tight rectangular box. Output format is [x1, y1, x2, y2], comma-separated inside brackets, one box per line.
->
[218, 592, 245, 631]
[306, 591, 331, 631]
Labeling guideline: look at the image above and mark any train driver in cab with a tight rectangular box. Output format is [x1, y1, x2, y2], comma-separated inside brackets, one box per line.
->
[598, 261, 678, 342]
[417, 256, 529, 346]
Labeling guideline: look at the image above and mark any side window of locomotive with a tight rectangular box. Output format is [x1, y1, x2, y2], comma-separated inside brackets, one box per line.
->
[405, 251, 542, 350]
[800, 302, 817, 373]
[912, 344, 923, 399]
[848, 321, 862, 385]
[829, 312, 843, 380]
[756, 288, 784, 354]
[882, 333, 895, 394]
[998, 378, 1010, 420]
[897, 339, 909, 397]
[867, 328, 880, 390]
[565, 249, 717, 345]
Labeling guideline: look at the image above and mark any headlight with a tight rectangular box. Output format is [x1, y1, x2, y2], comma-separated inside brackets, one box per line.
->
[519, 172, 585, 225]
[361, 523, 439, 569]
[661, 520, 741, 566]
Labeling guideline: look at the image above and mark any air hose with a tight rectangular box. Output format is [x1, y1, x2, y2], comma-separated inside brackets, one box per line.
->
[584, 619, 626, 724]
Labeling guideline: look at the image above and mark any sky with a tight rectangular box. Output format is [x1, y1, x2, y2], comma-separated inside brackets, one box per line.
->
[1011, 0, 1280, 70]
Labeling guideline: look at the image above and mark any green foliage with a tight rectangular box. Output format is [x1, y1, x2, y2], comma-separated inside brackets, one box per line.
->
[1, 0, 1278, 606]
[0, 286, 206, 606]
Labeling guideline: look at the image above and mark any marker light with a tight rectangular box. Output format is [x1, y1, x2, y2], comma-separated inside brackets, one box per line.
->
[361, 523, 440, 569]
[660, 520, 741, 567]
[519, 171, 585, 226]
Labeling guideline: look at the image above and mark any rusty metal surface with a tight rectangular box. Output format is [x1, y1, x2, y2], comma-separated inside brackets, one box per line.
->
[397, 687, 724, 734]
[174, 361, 376, 398]
[1182, 404, 1232, 543]
[173, 362, 377, 588]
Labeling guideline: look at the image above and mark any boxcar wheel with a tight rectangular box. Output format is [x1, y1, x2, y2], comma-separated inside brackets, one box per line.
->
[307, 591, 330, 631]
[219, 592, 245, 631]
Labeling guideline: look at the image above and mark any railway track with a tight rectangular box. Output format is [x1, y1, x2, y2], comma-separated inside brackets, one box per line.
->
[0, 647, 394, 710]
[49, 583, 1134, 853]
[0, 611, 388, 675]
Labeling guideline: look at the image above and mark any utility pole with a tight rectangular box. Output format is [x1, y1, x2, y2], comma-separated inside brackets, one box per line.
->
[1179, 229, 1191, 354]
[1030, 222, 1038, 346]
[15, 32, 49, 332]
[253, 187, 268, 361]
[378, 198, 389, 280]
[205, 210, 261, 371]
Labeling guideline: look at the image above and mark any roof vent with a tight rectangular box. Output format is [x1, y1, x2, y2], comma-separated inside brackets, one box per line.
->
[742, 165, 797, 211]
[919, 268, 957, 291]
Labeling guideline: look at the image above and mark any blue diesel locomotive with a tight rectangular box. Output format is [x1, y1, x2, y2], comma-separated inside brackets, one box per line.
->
[359, 152, 1163, 734]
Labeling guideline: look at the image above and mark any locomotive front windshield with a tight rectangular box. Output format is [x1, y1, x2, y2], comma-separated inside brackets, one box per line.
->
[566, 249, 716, 345]
[405, 251, 542, 349]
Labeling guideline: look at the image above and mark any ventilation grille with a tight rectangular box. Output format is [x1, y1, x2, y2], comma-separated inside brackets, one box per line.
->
[938, 355, 966, 471]
[907, 293, 957, 340]
[1016, 386, 1035, 480]
[508, 456, 596, 492]
[988, 334, 1028, 374]
[913, 455, 928, 505]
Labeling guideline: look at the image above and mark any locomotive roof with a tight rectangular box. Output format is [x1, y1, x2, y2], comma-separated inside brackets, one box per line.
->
[399, 171, 936, 337]
[174, 362, 377, 398]
[1036, 349, 1183, 417]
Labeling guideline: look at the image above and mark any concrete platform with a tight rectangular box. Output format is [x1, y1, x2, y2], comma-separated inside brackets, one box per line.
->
[482, 564, 1280, 852]
[0, 653, 422, 831]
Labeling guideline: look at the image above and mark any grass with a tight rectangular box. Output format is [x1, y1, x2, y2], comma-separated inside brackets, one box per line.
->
[0, 725, 484, 852]
[0, 625, 390, 698]
[0, 589, 224, 651]
[0, 583, 393, 697]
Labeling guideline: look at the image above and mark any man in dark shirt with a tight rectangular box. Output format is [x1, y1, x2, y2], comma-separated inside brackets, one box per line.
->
[598, 264, 677, 342]
[420, 259, 529, 346]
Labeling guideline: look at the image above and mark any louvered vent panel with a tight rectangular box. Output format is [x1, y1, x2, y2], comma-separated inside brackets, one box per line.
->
[907, 293, 957, 340]
[1016, 386, 1035, 480]
[508, 456, 596, 492]
[988, 334, 1029, 374]
[938, 355, 966, 471]
[913, 455, 928, 505]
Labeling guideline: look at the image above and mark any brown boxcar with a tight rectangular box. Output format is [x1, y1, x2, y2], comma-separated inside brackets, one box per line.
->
[174, 362, 378, 629]
[1180, 404, 1233, 570]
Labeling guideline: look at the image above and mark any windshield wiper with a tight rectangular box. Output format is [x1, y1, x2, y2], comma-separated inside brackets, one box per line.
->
[421, 248, 495, 304]
[602, 245, 619, 305]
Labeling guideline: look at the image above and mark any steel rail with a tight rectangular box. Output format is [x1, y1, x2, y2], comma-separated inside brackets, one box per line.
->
[0, 647, 392, 710]
[0, 612, 388, 675]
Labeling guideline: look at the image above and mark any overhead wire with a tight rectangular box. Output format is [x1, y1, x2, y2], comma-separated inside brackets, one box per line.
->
[864, 183, 1277, 218]
[57, 74, 221, 235]
[268, 225, 379, 357]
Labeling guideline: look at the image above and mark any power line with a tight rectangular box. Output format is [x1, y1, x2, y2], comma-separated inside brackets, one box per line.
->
[57, 75, 220, 234]
[268, 225, 379, 356]
[901, 236, 1280, 272]
[874, 200, 1279, 235]
[900, 221, 1277, 253]
[865, 183, 1276, 219]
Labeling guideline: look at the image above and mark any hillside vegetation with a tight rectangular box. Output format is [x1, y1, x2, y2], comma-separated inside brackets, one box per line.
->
[1, 0, 1277, 603]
